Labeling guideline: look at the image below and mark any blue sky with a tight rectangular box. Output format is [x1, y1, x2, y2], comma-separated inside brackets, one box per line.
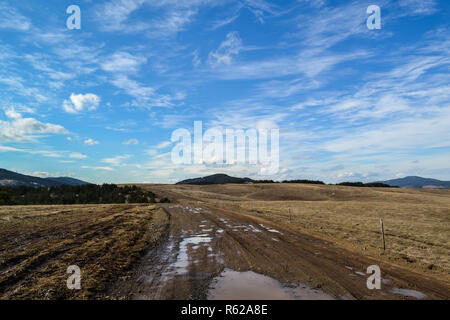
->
[0, 0, 449, 184]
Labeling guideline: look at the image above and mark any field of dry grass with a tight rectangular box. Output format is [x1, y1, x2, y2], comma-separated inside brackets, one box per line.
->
[149, 183, 450, 278]
[1, 183, 448, 300]
[0, 204, 169, 299]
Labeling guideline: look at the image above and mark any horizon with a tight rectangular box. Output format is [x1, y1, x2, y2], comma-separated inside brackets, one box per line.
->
[0, 1, 449, 184]
[1, 167, 448, 186]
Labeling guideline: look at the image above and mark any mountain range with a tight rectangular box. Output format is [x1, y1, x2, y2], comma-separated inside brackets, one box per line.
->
[378, 176, 450, 189]
[177, 173, 450, 189]
[2, 169, 449, 189]
[0, 169, 91, 187]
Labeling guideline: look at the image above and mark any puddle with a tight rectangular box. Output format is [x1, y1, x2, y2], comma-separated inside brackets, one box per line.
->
[172, 234, 212, 274]
[391, 288, 427, 299]
[259, 224, 283, 234]
[248, 225, 262, 233]
[208, 269, 334, 300]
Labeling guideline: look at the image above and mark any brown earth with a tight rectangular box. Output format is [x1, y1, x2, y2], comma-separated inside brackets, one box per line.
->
[1, 183, 449, 300]
[0, 204, 168, 299]
[107, 183, 450, 300]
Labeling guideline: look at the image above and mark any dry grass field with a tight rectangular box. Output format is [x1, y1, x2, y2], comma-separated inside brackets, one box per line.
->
[0, 204, 169, 299]
[0, 183, 448, 300]
[148, 183, 450, 279]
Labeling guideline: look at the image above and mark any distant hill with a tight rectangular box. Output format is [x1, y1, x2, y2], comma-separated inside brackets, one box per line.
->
[0, 169, 91, 187]
[378, 176, 450, 189]
[45, 177, 91, 186]
[176, 174, 254, 185]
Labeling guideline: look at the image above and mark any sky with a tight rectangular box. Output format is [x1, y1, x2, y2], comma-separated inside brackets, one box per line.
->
[0, 0, 449, 184]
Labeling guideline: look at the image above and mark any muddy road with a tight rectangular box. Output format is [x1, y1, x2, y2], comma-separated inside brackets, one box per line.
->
[106, 199, 450, 300]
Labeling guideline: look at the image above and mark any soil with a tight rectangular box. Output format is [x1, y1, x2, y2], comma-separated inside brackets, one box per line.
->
[105, 198, 450, 300]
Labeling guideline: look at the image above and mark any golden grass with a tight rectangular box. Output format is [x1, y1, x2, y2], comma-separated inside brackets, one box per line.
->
[0, 204, 169, 300]
[149, 183, 450, 277]
[237, 200, 449, 270]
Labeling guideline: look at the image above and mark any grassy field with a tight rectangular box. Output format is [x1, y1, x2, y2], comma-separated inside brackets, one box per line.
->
[1, 183, 449, 299]
[0, 204, 169, 299]
[148, 183, 450, 278]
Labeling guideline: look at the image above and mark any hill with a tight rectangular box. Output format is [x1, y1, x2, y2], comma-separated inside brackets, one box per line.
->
[0, 169, 91, 187]
[176, 174, 254, 185]
[379, 176, 450, 189]
[45, 177, 91, 186]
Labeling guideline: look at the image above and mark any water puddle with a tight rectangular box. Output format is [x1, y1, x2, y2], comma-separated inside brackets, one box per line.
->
[248, 225, 262, 233]
[208, 269, 334, 300]
[172, 234, 212, 274]
[391, 288, 427, 299]
[259, 224, 283, 234]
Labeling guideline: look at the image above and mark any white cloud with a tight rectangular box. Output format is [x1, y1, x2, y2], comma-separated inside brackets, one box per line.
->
[192, 50, 201, 67]
[146, 149, 158, 156]
[4, 108, 21, 119]
[101, 51, 147, 73]
[156, 141, 172, 149]
[0, 75, 48, 102]
[0, 146, 87, 160]
[145, 140, 172, 156]
[69, 152, 88, 159]
[211, 13, 240, 30]
[123, 138, 139, 145]
[102, 154, 132, 166]
[96, 0, 146, 32]
[24, 171, 51, 178]
[63, 93, 101, 114]
[0, 108, 68, 142]
[396, 0, 438, 16]
[149, 9, 197, 37]
[0, 3, 31, 31]
[96, 0, 212, 37]
[111, 75, 181, 108]
[82, 165, 115, 171]
[208, 32, 243, 67]
[84, 138, 99, 146]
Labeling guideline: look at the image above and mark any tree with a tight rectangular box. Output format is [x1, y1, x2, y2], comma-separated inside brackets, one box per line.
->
[0, 190, 13, 205]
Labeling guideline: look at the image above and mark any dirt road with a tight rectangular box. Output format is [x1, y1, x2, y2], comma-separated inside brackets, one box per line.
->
[106, 199, 450, 300]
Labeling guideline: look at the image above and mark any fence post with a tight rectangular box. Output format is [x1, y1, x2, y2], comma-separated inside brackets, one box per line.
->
[380, 218, 386, 251]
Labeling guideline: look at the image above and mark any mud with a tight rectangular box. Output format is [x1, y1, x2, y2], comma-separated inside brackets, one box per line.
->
[106, 200, 450, 300]
[208, 269, 333, 300]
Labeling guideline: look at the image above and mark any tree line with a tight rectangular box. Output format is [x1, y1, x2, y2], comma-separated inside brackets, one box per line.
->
[252, 180, 395, 187]
[0, 184, 166, 206]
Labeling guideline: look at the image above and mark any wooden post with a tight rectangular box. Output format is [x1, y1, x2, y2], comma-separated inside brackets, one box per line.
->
[289, 208, 292, 223]
[380, 218, 386, 251]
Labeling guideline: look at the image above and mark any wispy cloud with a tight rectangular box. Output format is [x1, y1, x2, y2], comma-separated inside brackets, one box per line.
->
[208, 32, 243, 67]
[101, 51, 147, 73]
[110, 75, 181, 108]
[95, 0, 147, 32]
[123, 138, 139, 145]
[0, 2, 31, 31]
[102, 154, 132, 166]
[82, 165, 115, 171]
[84, 138, 100, 146]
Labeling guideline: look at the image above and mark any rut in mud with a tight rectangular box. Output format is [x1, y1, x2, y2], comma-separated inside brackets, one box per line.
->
[106, 202, 450, 300]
